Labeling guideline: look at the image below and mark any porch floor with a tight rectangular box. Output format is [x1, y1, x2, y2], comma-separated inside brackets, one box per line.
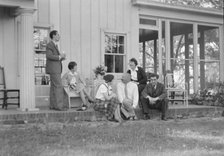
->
[0, 103, 223, 124]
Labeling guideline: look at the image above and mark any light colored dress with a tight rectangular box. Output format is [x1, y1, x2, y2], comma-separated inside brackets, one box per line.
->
[62, 71, 85, 93]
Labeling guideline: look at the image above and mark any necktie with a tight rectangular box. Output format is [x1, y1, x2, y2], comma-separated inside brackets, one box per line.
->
[55, 44, 58, 50]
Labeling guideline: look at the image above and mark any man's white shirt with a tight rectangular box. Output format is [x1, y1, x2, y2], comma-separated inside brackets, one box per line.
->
[117, 81, 139, 108]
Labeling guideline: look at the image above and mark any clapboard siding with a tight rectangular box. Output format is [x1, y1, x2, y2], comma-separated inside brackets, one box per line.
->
[0, 8, 4, 67]
[49, 0, 60, 31]
[80, 0, 91, 76]
[70, 0, 81, 70]
[35, 0, 137, 77]
[37, 0, 50, 24]
[90, 0, 100, 78]
[60, 0, 71, 72]
[0, 8, 18, 88]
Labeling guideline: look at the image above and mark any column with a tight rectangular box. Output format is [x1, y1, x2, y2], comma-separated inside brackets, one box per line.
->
[165, 20, 171, 71]
[193, 24, 199, 93]
[143, 41, 146, 70]
[16, 8, 39, 111]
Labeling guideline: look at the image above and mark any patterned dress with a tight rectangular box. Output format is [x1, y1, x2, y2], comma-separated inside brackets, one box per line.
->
[93, 83, 119, 120]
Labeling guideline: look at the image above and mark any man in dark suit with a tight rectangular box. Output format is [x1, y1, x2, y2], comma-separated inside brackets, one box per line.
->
[46, 30, 68, 110]
[127, 58, 147, 108]
[141, 73, 168, 121]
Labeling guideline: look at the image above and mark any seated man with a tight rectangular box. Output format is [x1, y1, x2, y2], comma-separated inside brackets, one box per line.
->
[117, 73, 139, 120]
[141, 73, 168, 121]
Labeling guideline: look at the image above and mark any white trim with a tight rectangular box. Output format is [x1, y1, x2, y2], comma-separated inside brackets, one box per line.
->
[132, 0, 223, 16]
[219, 25, 224, 81]
[158, 19, 163, 81]
[193, 23, 199, 92]
[139, 24, 158, 30]
[34, 23, 52, 29]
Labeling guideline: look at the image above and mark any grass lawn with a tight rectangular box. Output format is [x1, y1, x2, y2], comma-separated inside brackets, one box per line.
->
[0, 117, 224, 156]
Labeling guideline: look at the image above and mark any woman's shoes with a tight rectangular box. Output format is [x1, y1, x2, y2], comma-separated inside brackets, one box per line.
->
[76, 105, 88, 111]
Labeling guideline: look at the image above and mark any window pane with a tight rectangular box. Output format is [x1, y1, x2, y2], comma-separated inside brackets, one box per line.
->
[105, 34, 112, 53]
[199, 61, 220, 90]
[104, 33, 125, 73]
[33, 28, 48, 51]
[200, 27, 219, 60]
[115, 56, 123, 73]
[119, 36, 124, 44]
[119, 45, 124, 54]
[105, 55, 114, 72]
[140, 18, 157, 26]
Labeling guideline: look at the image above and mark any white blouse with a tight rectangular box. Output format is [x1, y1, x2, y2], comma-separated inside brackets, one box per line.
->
[95, 83, 112, 101]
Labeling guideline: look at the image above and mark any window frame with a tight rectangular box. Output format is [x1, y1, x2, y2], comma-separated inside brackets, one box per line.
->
[33, 25, 51, 86]
[101, 30, 127, 76]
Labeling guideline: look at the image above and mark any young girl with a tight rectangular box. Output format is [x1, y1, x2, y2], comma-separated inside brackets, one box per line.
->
[93, 74, 122, 122]
[62, 61, 94, 110]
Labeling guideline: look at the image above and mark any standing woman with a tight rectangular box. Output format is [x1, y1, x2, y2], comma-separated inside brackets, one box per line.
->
[127, 58, 147, 101]
[93, 74, 121, 121]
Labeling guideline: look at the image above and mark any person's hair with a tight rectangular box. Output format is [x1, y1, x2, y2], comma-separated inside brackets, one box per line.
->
[149, 73, 159, 79]
[103, 74, 114, 83]
[94, 65, 106, 76]
[129, 58, 138, 66]
[68, 61, 77, 70]
[49, 30, 58, 39]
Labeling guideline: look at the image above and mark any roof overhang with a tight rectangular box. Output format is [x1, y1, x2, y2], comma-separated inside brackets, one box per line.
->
[132, 0, 223, 18]
[0, 0, 35, 9]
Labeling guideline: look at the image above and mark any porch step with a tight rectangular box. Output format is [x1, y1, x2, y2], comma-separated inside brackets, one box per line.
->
[0, 105, 223, 124]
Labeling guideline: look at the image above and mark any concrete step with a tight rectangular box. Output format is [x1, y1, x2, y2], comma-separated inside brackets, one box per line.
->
[0, 105, 223, 124]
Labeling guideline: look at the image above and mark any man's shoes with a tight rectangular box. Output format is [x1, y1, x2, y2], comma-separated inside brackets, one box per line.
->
[143, 114, 151, 120]
[54, 107, 68, 111]
[129, 116, 138, 121]
[161, 116, 167, 121]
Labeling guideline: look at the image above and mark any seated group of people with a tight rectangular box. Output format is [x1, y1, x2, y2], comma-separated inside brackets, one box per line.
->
[61, 58, 168, 122]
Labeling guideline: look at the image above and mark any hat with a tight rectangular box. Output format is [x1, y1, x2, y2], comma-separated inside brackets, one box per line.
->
[103, 74, 114, 82]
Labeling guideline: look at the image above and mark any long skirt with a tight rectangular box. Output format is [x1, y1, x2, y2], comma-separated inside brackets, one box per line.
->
[93, 98, 119, 120]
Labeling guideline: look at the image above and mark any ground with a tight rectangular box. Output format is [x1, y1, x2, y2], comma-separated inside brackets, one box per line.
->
[0, 117, 224, 156]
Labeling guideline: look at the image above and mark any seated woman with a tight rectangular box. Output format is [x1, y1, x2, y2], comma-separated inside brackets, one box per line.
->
[91, 65, 107, 97]
[93, 74, 121, 122]
[62, 61, 94, 110]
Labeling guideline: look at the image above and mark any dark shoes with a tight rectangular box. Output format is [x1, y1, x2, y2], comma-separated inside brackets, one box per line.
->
[161, 116, 168, 121]
[143, 114, 151, 120]
[51, 107, 68, 111]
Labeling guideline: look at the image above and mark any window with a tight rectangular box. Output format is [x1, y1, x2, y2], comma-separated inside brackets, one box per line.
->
[140, 18, 157, 26]
[33, 27, 50, 85]
[104, 33, 126, 73]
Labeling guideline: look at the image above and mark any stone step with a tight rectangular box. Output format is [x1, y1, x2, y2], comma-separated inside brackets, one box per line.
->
[0, 105, 223, 124]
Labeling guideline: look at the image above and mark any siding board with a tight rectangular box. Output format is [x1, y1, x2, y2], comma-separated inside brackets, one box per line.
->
[107, 0, 115, 30]
[49, 0, 60, 30]
[70, 0, 81, 69]
[115, 0, 124, 31]
[60, 0, 71, 74]
[90, 0, 100, 77]
[37, 0, 50, 24]
[99, 0, 107, 29]
[0, 8, 4, 66]
[81, 0, 91, 77]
